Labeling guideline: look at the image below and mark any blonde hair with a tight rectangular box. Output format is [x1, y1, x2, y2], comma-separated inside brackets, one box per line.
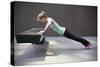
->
[38, 11, 47, 19]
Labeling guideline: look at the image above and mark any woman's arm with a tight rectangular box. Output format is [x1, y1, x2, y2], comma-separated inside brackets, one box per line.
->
[39, 18, 52, 34]
[43, 22, 51, 32]
[39, 22, 51, 34]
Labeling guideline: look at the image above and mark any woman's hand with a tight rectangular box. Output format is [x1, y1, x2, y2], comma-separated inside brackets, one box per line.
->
[38, 30, 45, 34]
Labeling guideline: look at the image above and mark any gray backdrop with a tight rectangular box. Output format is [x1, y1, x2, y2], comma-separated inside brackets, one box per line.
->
[14, 1, 97, 36]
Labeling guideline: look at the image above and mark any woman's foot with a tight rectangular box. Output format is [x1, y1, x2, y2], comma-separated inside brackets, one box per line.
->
[83, 43, 94, 48]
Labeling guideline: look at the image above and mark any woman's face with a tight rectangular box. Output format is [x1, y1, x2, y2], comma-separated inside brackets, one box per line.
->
[37, 17, 47, 23]
[41, 18, 47, 22]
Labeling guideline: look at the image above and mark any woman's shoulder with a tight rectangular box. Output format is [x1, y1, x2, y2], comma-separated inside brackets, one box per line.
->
[47, 17, 53, 22]
[47, 17, 55, 22]
[47, 17, 52, 20]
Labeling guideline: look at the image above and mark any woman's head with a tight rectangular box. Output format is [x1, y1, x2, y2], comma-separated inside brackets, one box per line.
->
[37, 11, 48, 23]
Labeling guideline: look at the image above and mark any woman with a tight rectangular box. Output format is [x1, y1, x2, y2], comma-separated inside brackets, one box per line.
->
[37, 11, 93, 48]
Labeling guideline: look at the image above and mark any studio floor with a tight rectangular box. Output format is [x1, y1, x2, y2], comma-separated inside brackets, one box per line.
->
[14, 36, 97, 66]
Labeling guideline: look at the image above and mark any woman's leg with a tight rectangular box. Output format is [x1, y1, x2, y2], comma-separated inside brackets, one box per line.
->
[63, 28, 90, 47]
